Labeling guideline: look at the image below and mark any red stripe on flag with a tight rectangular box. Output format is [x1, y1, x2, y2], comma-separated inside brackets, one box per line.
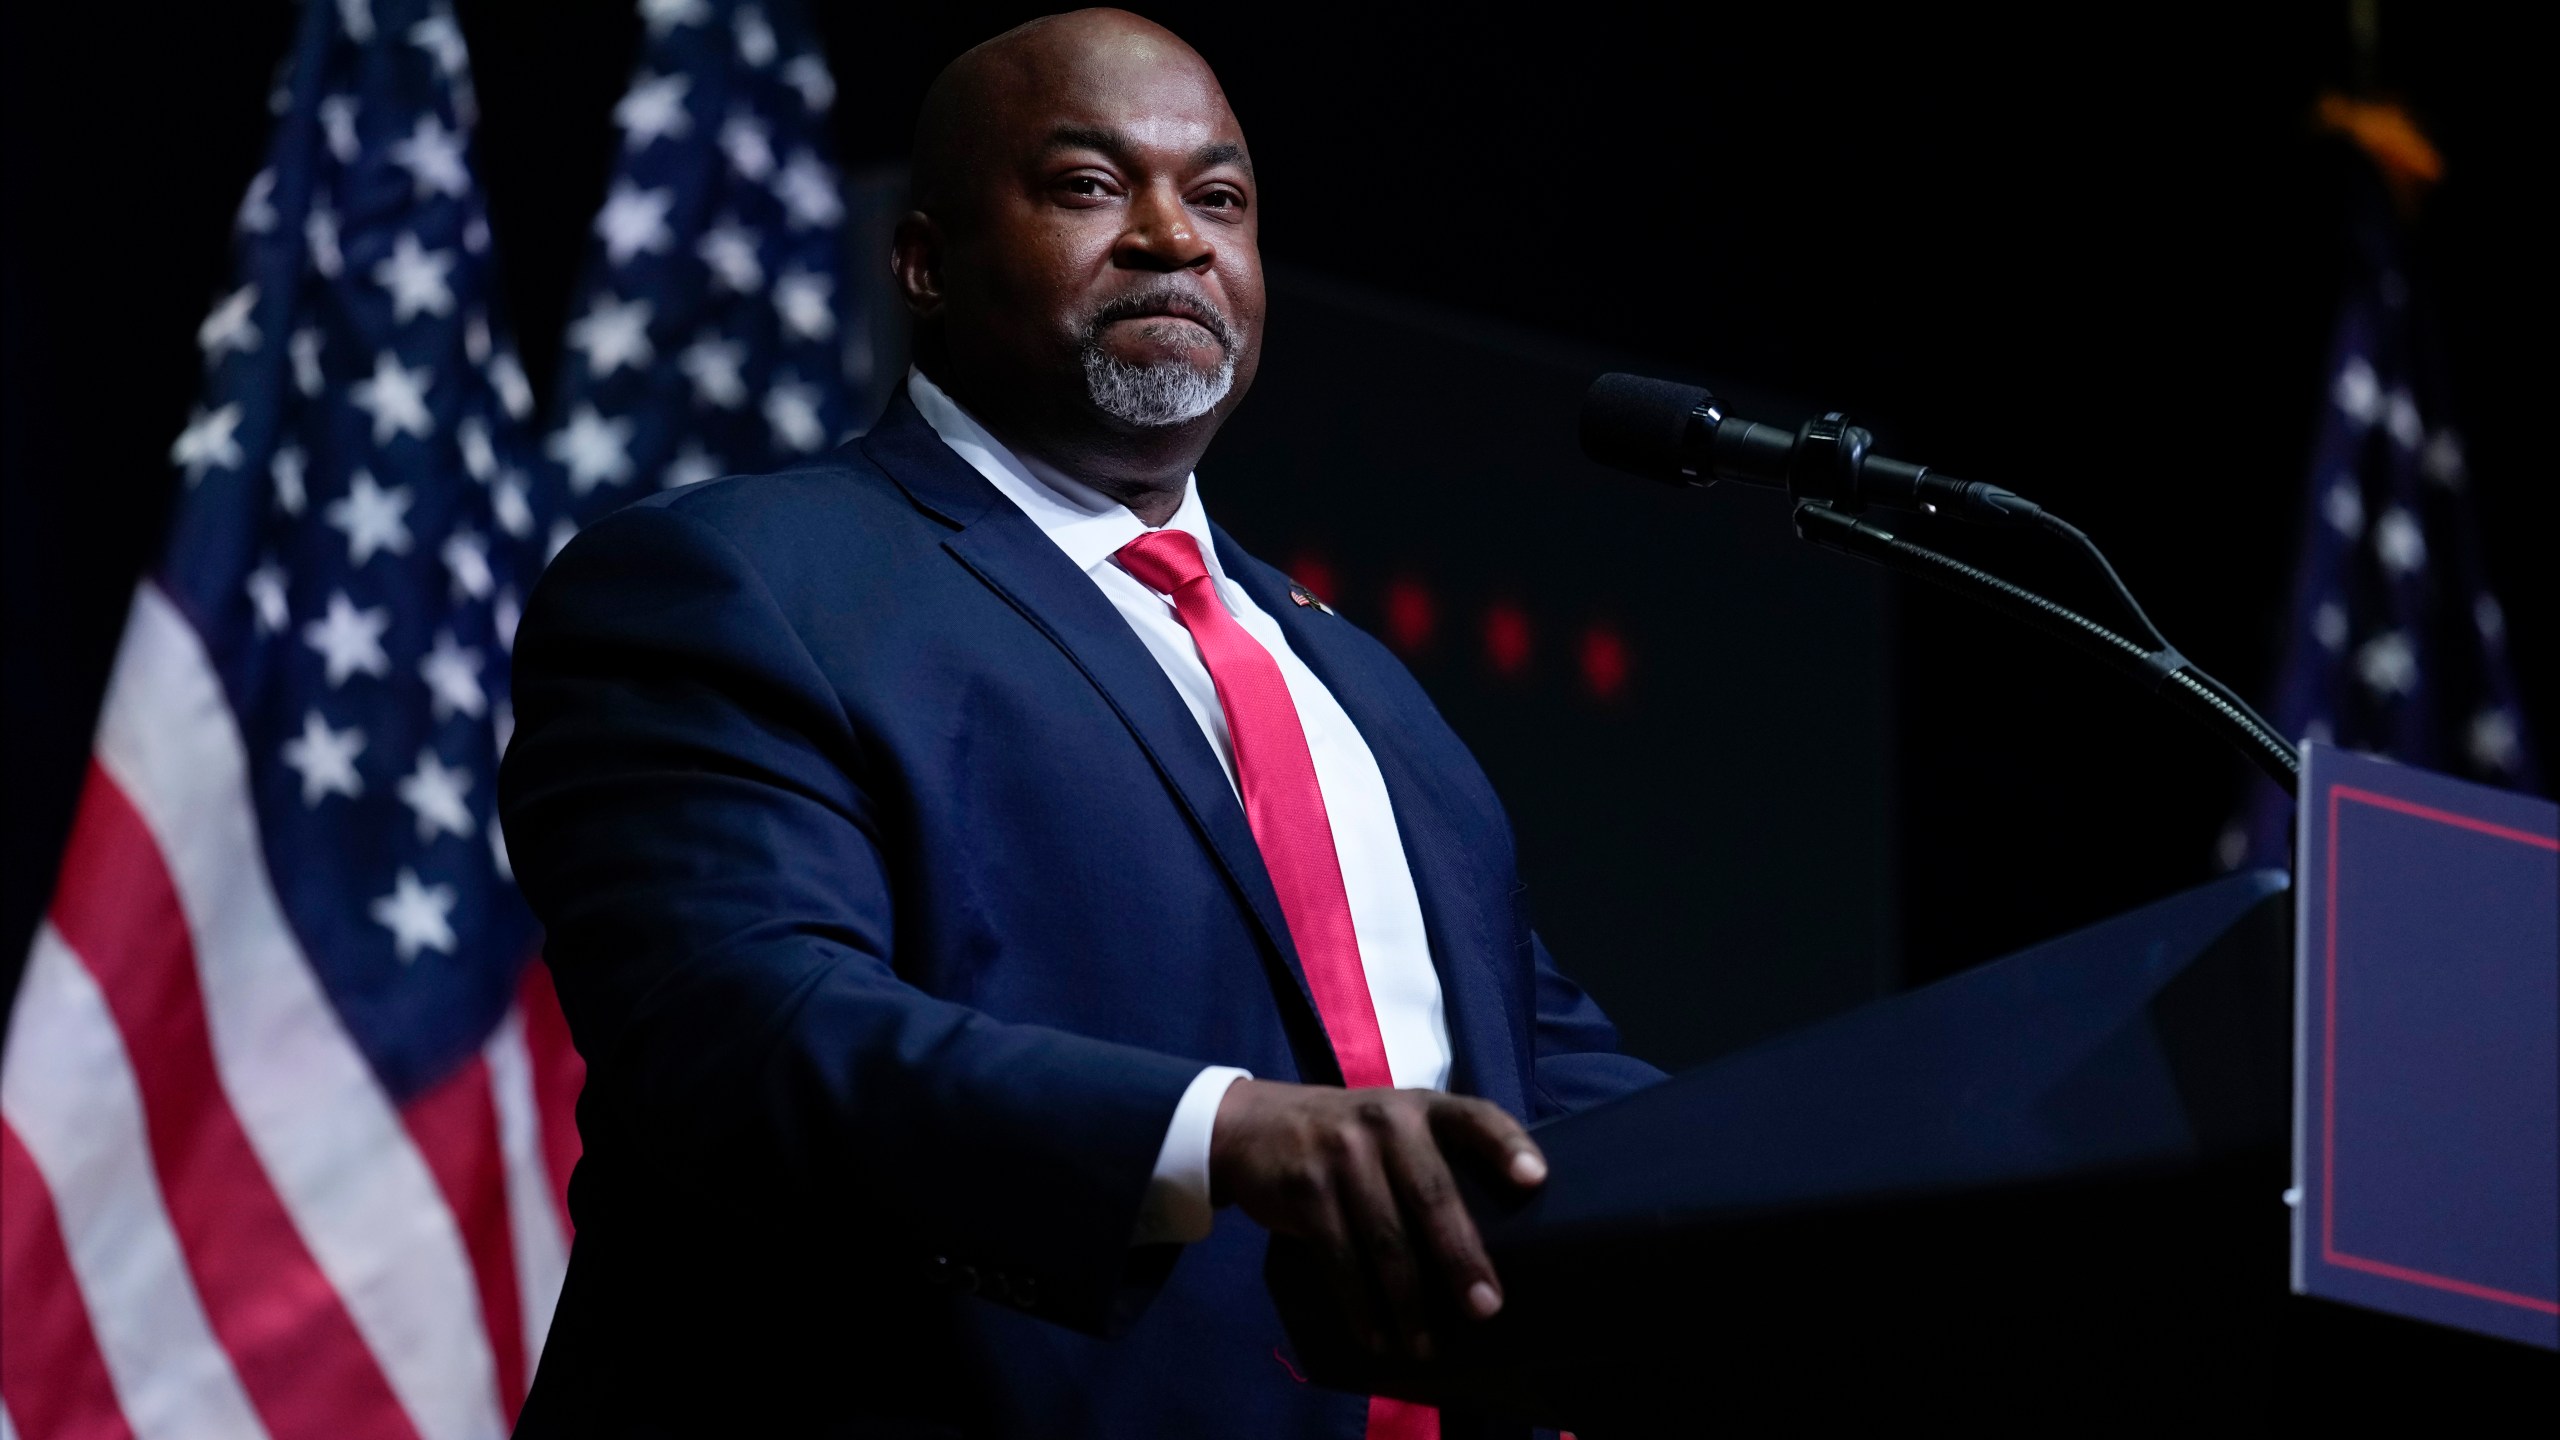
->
[399, 1056, 528, 1420]
[47, 763, 421, 1440]
[0, 1119, 137, 1440]
[517, 958, 584, 1235]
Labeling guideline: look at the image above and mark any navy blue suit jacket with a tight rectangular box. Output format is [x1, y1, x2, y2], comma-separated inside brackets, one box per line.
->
[497, 394, 1664, 1437]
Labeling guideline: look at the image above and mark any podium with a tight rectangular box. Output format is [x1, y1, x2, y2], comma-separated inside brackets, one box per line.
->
[1270, 864, 2553, 1430]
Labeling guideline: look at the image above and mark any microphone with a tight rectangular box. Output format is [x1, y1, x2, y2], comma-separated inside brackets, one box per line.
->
[1579, 372, 2040, 524]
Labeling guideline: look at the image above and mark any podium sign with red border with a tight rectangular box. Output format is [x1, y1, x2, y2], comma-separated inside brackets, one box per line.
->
[2293, 741, 2558, 1349]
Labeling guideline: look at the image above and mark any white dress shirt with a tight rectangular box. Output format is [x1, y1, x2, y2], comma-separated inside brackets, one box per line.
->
[908, 369, 1451, 1245]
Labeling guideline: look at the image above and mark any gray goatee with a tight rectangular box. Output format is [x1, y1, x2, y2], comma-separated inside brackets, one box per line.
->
[1076, 287, 1240, 428]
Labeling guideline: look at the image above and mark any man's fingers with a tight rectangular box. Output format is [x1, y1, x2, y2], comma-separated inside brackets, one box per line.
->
[1335, 1110, 1430, 1358]
[1431, 1096, 1547, 1188]
[1383, 1114, 1504, 1323]
[1301, 1171, 1385, 1357]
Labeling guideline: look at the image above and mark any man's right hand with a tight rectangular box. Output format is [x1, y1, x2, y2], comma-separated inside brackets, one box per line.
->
[1209, 1078, 1547, 1363]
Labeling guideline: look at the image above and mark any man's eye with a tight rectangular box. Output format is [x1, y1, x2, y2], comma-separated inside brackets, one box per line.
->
[1196, 189, 1243, 211]
[1060, 176, 1113, 198]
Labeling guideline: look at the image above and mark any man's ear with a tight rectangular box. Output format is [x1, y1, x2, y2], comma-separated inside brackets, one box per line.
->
[891, 211, 944, 320]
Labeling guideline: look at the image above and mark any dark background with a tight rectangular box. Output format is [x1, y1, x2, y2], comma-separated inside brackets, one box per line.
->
[6, 6, 2550, 1052]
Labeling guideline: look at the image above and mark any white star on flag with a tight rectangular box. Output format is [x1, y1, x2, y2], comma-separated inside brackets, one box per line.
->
[198, 284, 261, 364]
[719, 114, 775, 181]
[2333, 356, 2382, 426]
[548, 404, 637, 494]
[319, 94, 362, 165]
[2384, 389, 2423, 450]
[2322, 478, 2363, 539]
[2374, 507, 2427, 576]
[2467, 708, 2522, 773]
[663, 443, 723, 490]
[407, 12, 469, 77]
[2420, 430, 2466, 488]
[2475, 594, 2505, 644]
[281, 710, 367, 806]
[304, 591, 393, 687]
[782, 55, 835, 112]
[697, 220, 764, 291]
[441, 526, 494, 600]
[2354, 630, 2418, 697]
[371, 868, 459, 963]
[457, 415, 497, 481]
[2312, 600, 2348, 653]
[640, 0, 711, 36]
[419, 631, 489, 720]
[172, 403, 246, 483]
[493, 474, 535, 537]
[567, 294, 655, 376]
[773, 151, 843, 229]
[246, 561, 291, 634]
[490, 350, 534, 419]
[336, 0, 376, 44]
[306, 202, 343, 277]
[595, 181, 678, 267]
[389, 114, 471, 199]
[291, 327, 326, 396]
[764, 379, 826, 453]
[397, 749, 477, 841]
[236, 168, 277, 233]
[616, 72, 693, 150]
[679, 335, 748, 408]
[372, 232, 458, 323]
[735, 6, 779, 66]
[350, 350, 436, 443]
[271, 445, 308, 514]
[773, 268, 835, 341]
[494, 589, 523, 652]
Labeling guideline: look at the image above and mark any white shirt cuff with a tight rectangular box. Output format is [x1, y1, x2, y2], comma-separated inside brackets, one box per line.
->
[1132, 1065, 1252, 1246]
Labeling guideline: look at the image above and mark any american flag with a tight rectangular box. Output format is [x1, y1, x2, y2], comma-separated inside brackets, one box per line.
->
[0, 2, 581, 1435]
[545, 0, 867, 504]
[2228, 164, 2542, 870]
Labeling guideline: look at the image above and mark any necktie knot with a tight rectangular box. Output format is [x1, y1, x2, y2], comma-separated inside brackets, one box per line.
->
[1115, 528, 1213, 598]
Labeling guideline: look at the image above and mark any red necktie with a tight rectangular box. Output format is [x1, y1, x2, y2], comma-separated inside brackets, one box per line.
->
[1115, 530, 1437, 1440]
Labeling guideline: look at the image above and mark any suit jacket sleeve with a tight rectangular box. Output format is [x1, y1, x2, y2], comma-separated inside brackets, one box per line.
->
[499, 501, 1202, 1335]
[1525, 930, 1667, 1122]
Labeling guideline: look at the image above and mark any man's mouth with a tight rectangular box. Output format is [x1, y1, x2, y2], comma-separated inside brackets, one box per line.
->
[1090, 291, 1233, 350]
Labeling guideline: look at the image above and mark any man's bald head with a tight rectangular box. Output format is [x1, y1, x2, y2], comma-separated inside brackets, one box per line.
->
[891, 10, 1264, 519]
[911, 10, 1243, 218]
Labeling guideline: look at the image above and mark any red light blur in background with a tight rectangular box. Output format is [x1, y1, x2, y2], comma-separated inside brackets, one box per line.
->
[1286, 552, 1339, 605]
[1579, 623, 1629, 702]
[1482, 602, 1532, 679]
[1384, 578, 1436, 654]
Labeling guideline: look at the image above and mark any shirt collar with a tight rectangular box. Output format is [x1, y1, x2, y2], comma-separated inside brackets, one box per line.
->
[906, 365, 1224, 581]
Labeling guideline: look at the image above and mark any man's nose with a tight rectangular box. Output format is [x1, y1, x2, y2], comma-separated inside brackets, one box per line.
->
[1117, 180, 1213, 271]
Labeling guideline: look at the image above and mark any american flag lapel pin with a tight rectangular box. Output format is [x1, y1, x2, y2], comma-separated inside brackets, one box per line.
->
[1288, 584, 1333, 615]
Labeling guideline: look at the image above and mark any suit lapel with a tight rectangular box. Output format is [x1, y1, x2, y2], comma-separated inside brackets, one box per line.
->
[1212, 528, 1529, 1115]
[861, 399, 1333, 1068]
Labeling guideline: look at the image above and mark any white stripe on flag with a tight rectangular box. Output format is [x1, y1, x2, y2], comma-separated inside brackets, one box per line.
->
[2, 926, 269, 1440]
[484, 1007, 570, 1377]
[91, 584, 505, 1440]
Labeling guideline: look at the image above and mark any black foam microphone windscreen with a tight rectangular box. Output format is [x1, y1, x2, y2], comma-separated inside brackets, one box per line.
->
[1579, 373, 1708, 483]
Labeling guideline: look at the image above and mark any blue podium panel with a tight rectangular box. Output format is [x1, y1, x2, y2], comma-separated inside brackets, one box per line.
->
[2293, 742, 2559, 1350]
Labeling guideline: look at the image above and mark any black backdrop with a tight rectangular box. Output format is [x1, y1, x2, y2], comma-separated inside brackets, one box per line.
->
[6, 4, 2552, 1047]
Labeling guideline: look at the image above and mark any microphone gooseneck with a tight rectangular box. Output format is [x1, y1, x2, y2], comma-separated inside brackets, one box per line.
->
[1578, 371, 2300, 794]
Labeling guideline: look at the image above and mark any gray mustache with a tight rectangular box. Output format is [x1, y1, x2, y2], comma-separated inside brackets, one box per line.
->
[1081, 284, 1238, 352]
